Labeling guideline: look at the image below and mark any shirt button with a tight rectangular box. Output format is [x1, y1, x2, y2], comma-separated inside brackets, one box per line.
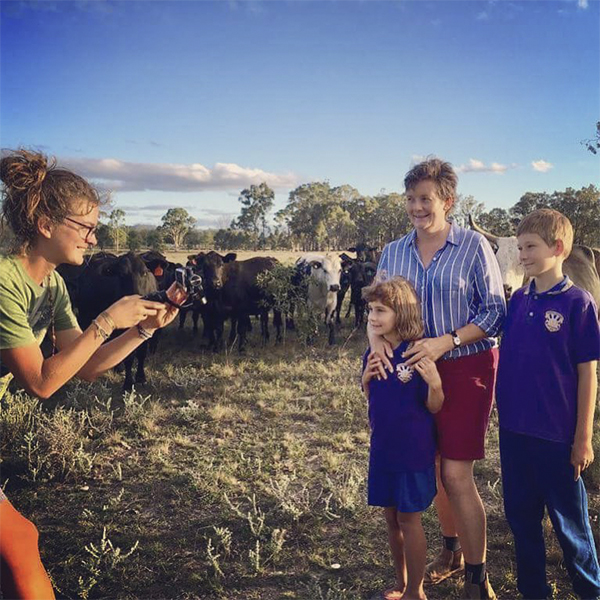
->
[534, 295, 538, 299]
[433, 257, 438, 261]
[529, 312, 534, 316]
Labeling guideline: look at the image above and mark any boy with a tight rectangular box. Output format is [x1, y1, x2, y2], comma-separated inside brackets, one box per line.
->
[496, 208, 600, 600]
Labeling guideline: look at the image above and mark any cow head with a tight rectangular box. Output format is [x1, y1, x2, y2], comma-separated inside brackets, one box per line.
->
[306, 253, 342, 293]
[95, 252, 157, 296]
[350, 261, 377, 289]
[348, 243, 378, 263]
[191, 251, 236, 292]
[469, 215, 524, 300]
[338, 253, 355, 288]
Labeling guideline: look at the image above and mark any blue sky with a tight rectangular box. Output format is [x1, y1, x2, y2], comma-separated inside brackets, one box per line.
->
[2, 0, 599, 227]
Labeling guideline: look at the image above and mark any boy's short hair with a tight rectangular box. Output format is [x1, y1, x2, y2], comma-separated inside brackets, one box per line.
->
[517, 208, 574, 259]
[404, 157, 458, 201]
[362, 276, 424, 342]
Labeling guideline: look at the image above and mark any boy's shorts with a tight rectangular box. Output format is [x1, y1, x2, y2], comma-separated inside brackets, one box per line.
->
[435, 348, 498, 461]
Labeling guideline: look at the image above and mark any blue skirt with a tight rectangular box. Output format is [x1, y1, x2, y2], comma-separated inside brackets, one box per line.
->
[368, 463, 436, 513]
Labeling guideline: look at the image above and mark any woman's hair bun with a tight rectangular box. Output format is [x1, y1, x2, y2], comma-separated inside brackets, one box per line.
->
[0, 149, 53, 191]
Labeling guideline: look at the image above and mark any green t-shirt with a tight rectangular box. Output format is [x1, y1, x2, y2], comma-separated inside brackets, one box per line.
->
[0, 255, 79, 382]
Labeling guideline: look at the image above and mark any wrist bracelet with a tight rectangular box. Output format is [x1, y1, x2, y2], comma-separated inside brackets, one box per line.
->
[136, 324, 154, 340]
[99, 311, 116, 332]
[92, 318, 110, 341]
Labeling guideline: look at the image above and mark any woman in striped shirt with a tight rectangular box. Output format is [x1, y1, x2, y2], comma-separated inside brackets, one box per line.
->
[370, 158, 505, 600]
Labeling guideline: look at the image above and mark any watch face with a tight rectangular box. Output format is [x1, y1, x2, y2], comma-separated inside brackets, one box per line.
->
[453, 335, 461, 347]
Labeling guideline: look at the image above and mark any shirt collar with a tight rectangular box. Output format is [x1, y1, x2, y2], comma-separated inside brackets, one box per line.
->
[408, 220, 461, 247]
[524, 275, 573, 296]
[446, 221, 462, 246]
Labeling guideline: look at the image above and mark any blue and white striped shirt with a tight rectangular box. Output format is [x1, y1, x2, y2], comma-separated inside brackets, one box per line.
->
[377, 221, 506, 360]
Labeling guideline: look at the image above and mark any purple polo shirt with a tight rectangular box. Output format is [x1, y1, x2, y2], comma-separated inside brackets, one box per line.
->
[496, 277, 600, 444]
[363, 341, 437, 472]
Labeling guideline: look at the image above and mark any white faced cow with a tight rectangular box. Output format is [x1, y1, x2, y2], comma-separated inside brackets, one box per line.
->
[469, 215, 600, 310]
[296, 253, 343, 344]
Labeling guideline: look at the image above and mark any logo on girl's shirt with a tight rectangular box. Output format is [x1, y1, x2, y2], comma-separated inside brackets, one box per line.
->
[396, 363, 414, 383]
[544, 310, 564, 333]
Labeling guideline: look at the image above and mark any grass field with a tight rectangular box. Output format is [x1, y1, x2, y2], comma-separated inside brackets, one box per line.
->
[1, 266, 599, 600]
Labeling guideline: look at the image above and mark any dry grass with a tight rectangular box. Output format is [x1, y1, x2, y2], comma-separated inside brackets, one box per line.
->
[1, 300, 598, 600]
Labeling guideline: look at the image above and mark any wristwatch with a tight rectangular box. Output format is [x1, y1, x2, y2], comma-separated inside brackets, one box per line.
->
[450, 330, 461, 348]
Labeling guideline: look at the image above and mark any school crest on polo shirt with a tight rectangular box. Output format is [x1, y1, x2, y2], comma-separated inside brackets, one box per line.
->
[396, 363, 414, 383]
[544, 310, 564, 333]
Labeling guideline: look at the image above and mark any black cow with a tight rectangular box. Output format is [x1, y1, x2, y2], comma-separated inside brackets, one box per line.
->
[347, 261, 377, 327]
[334, 253, 354, 324]
[59, 252, 118, 308]
[190, 251, 281, 352]
[139, 251, 181, 291]
[138, 251, 184, 352]
[348, 243, 379, 264]
[177, 252, 235, 336]
[58, 252, 158, 391]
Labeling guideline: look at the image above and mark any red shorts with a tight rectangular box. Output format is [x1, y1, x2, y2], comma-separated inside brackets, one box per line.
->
[434, 348, 499, 461]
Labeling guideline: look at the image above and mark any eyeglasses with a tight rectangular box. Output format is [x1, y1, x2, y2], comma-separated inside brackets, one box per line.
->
[64, 217, 98, 242]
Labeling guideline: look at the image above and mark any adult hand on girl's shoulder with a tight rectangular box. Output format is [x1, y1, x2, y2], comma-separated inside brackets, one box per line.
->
[414, 357, 442, 388]
[366, 324, 394, 379]
[362, 352, 382, 397]
[403, 336, 452, 365]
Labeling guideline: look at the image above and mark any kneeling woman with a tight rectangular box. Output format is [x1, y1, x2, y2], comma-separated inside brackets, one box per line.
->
[0, 150, 185, 599]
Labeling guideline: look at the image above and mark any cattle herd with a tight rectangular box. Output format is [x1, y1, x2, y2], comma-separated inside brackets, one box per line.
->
[57, 228, 600, 390]
[56, 243, 380, 389]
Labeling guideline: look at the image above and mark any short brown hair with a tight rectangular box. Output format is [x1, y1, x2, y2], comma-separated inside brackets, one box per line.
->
[362, 276, 424, 341]
[1, 149, 103, 252]
[516, 208, 574, 259]
[404, 157, 458, 201]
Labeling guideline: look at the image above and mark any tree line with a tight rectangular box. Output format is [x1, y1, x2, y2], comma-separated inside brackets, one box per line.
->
[93, 182, 600, 253]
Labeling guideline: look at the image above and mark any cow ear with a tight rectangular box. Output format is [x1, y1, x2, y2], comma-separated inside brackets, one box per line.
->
[348, 247, 356, 253]
[224, 253, 237, 263]
[339, 253, 354, 263]
[187, 254, 197, 261]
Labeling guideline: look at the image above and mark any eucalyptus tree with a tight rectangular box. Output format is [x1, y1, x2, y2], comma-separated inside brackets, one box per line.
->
[233, 183, 275, 248]
[160, 208, 196, 250]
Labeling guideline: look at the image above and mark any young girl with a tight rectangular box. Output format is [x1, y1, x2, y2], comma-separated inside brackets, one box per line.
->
[361, 277, 444, 600]
[0, 149, 186, 599]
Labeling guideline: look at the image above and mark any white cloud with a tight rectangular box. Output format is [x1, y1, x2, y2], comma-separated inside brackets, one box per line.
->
[409, 154, 427, 166]
[531, 160, 554, 173]
[59, 156, 299, 193]
[578, 0, 589, 9]
[456, 158, 515, 174]
[476, 11, 490, 20]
